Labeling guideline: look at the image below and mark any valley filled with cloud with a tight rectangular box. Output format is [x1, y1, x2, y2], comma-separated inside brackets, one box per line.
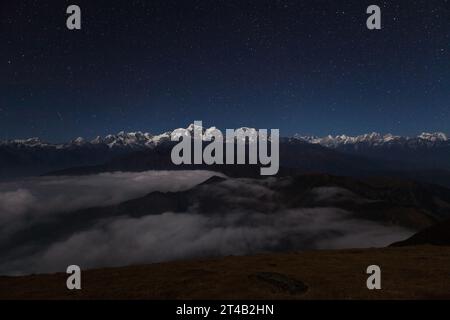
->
[0, 171, 413, 275]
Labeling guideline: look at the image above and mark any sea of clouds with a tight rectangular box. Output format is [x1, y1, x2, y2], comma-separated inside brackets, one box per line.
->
[0, 171, 413, 275]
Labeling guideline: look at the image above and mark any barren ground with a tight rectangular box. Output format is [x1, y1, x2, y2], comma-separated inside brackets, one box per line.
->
[1, 245, 449, 300]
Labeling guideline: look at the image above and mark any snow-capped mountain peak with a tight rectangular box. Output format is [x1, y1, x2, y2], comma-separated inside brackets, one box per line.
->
[295, 132, 448, 148]
[0, 137, 48, 148]
[418, 132, 448, 142]
[71, 137, 86, 145]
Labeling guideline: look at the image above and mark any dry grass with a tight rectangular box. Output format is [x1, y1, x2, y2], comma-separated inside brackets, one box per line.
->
[1, 245, 449, 300]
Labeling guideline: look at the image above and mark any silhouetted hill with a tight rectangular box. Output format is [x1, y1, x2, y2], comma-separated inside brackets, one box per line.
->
[45, 140, 388, 177]
[391, 219, 450, 247]
[44, 140, 450, 188]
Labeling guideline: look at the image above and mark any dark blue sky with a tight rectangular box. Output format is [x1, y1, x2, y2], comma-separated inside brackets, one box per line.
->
[1, 0, 450, 142]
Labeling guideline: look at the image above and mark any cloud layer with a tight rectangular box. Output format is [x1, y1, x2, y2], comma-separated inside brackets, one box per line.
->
[0, 172, 413, 275]
[0, 170, 219, 235]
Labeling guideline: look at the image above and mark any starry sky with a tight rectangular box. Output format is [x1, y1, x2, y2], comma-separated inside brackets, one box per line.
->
[1, 0, 450, 142]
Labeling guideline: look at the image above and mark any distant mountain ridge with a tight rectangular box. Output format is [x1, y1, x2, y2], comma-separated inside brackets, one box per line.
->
[2, 125, 448, 150]
[295, 132, 449, 148]
[0, 131, 171, 150]
[2, 124, 450, 182]
[0, 124, 263, 150]
[0, 124, 271, 179]
[295, 131, 450, 173]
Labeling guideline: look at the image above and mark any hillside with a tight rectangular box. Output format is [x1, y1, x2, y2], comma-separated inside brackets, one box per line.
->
[392, 220, 450, 247]
[1, 246, 449, 300]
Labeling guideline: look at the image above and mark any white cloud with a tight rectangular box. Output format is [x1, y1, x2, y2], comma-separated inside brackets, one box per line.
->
[0, 172, 414, 275]
[0, 170, 220, 221]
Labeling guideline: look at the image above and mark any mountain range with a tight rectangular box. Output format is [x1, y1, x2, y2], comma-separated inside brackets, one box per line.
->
[2, 125, 450, 185]
[296, 132, 449, 148]
[2, 127, 448, 150]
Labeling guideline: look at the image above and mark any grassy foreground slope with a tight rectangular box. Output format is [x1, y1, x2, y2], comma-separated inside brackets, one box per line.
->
[1, 245, 449, 300]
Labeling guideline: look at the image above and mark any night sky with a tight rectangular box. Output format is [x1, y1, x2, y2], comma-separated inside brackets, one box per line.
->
[1, 0, 450, 142]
